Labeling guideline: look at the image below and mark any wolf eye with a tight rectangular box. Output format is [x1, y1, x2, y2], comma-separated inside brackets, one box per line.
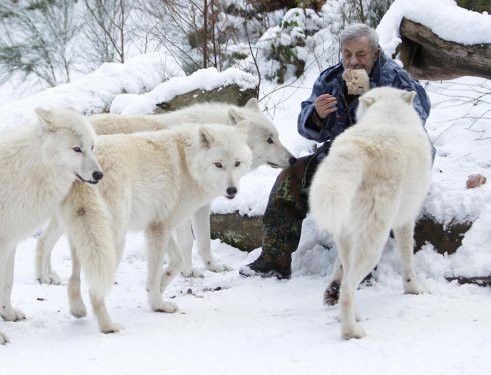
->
[215, 162, 223, 168]
[267, 137, 274, 144]
[72, 147, 82, 153]
[235, 161, 240, 167]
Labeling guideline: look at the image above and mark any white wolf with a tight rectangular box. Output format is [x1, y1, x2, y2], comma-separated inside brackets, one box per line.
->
[309, 87, 432, 340]
[36, 98, 295, 283]
[0, 109, 102, 345]
[58, 125, 252, 333]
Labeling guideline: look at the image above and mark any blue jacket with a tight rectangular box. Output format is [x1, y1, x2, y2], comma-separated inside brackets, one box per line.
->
[298, 52, 432, 159]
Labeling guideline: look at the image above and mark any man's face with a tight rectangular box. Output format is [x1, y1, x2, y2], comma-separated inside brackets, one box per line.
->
[341, 36, 379, 74]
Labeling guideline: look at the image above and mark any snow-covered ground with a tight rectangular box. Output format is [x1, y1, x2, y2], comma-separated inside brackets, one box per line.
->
[1, 233, 490, 374]
[1, 1, 490, 373]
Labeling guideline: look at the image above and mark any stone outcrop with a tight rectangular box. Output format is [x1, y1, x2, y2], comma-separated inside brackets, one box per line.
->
[155, 84, 258, 113]
[211, 212, 472, 255]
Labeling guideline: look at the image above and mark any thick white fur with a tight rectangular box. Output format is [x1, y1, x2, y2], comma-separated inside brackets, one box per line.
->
[58, 125, 252, 333]
[0, 109, 101, 345]
[36, 99, 294, 283]
[309, 87, 432, 339]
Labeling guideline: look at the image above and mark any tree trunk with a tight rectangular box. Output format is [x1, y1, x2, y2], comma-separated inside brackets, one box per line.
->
[399, 18, 491, 80]
[203, 0, 208, 68]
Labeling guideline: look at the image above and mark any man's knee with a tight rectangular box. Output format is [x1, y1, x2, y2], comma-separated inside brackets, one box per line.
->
[275, 156, 311, 188]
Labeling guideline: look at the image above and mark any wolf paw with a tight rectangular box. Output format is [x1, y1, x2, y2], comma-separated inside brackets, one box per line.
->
[70, 301, 87, 318]
[323, 281, 340, 306]
[100, 322, 124, 334]
[342, 323, 366, 340]
[404, 282, 423, 295]
[0, 331, 9, 345]
[1, 307, 26, 322]
[181, 267, 205, 278]
[206, 262, 233, 273]
[38, 271, 61, 285]
[153, 301, 179, 313]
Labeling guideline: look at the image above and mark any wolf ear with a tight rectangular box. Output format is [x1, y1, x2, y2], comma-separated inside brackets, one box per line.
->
[245, 98, 260, 111]
[228, 108, 244, 124]
[401, 91, 416, 105]
[35, 108, 57, 132]
[359, 97, 375, 107]
[199, 126, 215, 148]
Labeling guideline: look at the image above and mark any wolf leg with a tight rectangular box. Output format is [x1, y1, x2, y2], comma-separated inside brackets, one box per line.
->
[338, 228, 387, 340]
[160, 235, 184, 296]
[67, 243, 87, 318]
[176, 220, 203, 278]
[0, 330, 8, 345]
[193, 204, 232, 273]
[0, 245, 25, 322]
[89, 290, 124, 334]
[145, 222, 180, 313]
[35, 216, 63, 285]
[324, 254, 344, 306]
[393, 222, 422, 295]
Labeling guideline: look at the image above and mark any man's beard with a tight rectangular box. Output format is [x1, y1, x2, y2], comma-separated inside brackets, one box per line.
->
[343, 52, 378, 74]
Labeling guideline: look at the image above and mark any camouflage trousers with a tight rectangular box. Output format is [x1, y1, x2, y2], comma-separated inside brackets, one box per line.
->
[260, 152, 323, 267]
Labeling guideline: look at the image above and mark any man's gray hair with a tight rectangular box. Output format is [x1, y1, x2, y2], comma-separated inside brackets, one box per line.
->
[340, 23, 379, 52]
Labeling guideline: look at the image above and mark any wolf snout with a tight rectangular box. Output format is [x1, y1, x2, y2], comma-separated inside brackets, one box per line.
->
[92, 170, 104, 182]
[226, 186, 237, 199]
[289, 156, 297, 166]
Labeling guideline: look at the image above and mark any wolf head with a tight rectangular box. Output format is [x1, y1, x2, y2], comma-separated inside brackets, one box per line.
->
[356, 87, 417, 121]
[189, 125, 252, 199]
[36, 108, 103, 184]
[227, 98, 295, 169]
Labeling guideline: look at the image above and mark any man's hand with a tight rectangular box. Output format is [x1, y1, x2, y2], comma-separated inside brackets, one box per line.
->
[314, 94, 337, 119]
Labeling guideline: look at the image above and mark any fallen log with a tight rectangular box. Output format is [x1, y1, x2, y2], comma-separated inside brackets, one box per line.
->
[399, 18, 491, 80]
[446, 276, 491, 287]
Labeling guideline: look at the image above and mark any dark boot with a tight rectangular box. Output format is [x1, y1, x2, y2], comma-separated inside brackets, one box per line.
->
[239, 253, 292, 280]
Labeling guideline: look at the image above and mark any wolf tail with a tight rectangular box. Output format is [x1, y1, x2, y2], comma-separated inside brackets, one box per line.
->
[61, 185, 118, 299]
[309, 142, 364, 236]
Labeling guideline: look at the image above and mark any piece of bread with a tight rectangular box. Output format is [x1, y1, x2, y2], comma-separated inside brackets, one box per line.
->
[342, 68, 370, 96]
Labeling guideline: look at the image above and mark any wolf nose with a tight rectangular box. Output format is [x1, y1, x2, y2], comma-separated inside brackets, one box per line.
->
[92, 171, 104, 181]
[289, 156, 297, 165]
[226, 187, 237, 196]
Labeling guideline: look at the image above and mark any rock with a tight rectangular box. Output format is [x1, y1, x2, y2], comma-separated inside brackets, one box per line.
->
[210, 213, 263, 251]
[210, 211, 473, 255]
[466, 174, 487, 189]
[247, 0, 325, 12]
[456, 0, 490, 13]
[414, 215, 472, 255]
[155, 84, 258, 113]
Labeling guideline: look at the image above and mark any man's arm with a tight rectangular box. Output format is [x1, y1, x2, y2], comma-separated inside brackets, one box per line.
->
[393, 68, 435, 159]
[298, 72, 337, 142]
[394, 69, 431, 124]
